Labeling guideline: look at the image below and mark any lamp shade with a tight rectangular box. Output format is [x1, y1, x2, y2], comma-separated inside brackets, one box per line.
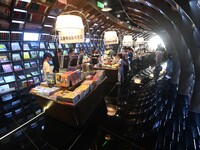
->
[56, 15, 85, 43]
[123, 35, 133, 47]
[56, 15, 84, 31]
[136, 37, 144, 44]
[104, 31, 118, 45]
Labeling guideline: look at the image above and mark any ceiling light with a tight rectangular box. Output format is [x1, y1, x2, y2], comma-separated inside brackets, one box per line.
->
[101, 7, 112, 12]
[117, 14, 120, 18]
[14, 8, 27, 13]
[104, 2, 107, 6]
[106, 17, 109, 19]
[127, 21, 130, 23]
[94, 23, 98, 26]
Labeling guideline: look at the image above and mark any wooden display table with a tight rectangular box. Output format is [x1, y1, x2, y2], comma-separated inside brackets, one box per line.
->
[34, 77, 107, 128]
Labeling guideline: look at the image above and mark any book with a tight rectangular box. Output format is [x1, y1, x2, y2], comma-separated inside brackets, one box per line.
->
[49, 43, 55, 49]
[31, 13, 43, 23]
[33, 77, 40, 83]
[30, 61, 37, 68]
[23, 44, 30, 50]
[47, 73, 56, 85]
[11, 42, 21, 51]
[24, 62, 31, 69]
[0, 55, 9, 62]
[12, 53, 21, 61]
[39, 51, 44, 58]
[26, 74, 32, 78]
[14, 65, 22, 71]
[23, 52, 30, 59]
[31, 71, 39, 76]
[0, 44, 7, 51]
[0, 77, 5, 84]
[18, 75, 26, 80]
[40, 42, 45, 49]
[0, 84, 10, 94]
[1, 94, 12, 102]
[2, 64, 12, 72]
[4, 75, 15, 82]
[30, 51, 38, 58]
[58, 44, 62, 49]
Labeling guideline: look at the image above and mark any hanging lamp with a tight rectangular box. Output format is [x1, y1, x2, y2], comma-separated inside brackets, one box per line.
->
[56, 14, 84, 43]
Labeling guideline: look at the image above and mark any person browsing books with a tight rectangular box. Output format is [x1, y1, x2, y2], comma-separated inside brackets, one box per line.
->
[42, 52, 53, 81]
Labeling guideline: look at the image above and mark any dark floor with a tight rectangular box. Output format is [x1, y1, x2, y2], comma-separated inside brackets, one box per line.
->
[0, 67, 199, 150]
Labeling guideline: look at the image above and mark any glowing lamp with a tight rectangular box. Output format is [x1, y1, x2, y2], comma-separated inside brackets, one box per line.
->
[56, 15, 84, 43]
[136, 37, 144, 44]
[123, 35, 133, 47]
[104, 31, 118, 45]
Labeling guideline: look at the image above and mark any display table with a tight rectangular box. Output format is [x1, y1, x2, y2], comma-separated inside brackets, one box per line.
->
[94, 66, 118, 95]
[34, 77, 107, 128]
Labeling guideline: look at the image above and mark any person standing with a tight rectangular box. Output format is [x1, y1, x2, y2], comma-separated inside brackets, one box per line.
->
[117, 53, 125, 84]
[78, 49, 85, 65]
[42, 52, 53, 81]
[91, 48, 100, 65]
[52, 49, 62, 73]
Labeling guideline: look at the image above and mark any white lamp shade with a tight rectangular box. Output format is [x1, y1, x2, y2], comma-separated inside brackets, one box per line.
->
[123, 35, 133, 47]
[56, 15, 84, 31]
[56, 15, 85, 44]
[136, 37, 144, 44]
[104, 31, 118, 45]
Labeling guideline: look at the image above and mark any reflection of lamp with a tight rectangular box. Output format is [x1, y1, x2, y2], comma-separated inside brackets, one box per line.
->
[104, 31, 118, 45]
[56, 14, 84, 44]
[123, 35, 133, 47]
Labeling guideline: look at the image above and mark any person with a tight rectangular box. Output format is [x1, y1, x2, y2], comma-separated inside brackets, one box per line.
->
[91, 48, 100, 65]
[122, 53, 129, 82]
[155, 44, 164, 65]
[127, 48, 133, 70]
[42, 52, 53, 81]
[117, 53, 125, 84]
[68, 48, 78, 67]
[166, 54, 173, 78]
[77, 49, 85, 65]
[52, 49, 62, 73]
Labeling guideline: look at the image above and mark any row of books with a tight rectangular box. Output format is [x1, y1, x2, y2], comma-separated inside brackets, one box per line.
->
[0, 42, 57, 51]
[0, 61, 38, 73]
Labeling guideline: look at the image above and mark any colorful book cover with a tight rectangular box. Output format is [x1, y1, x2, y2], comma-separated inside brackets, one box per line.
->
[18, 75, 26, 80]
[0, 84, 10, 94]
[0, 44, 7, 51]
[14, 65, 22, 71]
[0, 55, 9, 62]
[11, 42, 21, 51]
[33, 77, 40, 83]
[40, 42, 45, 49]
[12, 53, 21, 61]
[4, 75, 15, 83]
[30, 61, 37, 68]
[30, 51, 38, 58]
[31, 71, 39, 76]
[23, 44, 30, 50]
[24, 62, 31, 69]
[26, 74, 32, 78]
[1, 94, 12, 102]
[0, 77, 5, 84]
[23, 52, 30, 59]
[39, 51, 44, 58]
[2, 64, 12, 72]
[49, 43, 55, 49]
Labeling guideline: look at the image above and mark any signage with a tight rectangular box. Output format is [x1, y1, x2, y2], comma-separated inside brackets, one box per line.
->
[59, 29, 84, 44]
[97, 1, 104, 9]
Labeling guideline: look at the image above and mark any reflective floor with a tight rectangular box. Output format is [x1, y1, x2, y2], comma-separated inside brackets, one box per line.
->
[0, 65, 199, 150]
